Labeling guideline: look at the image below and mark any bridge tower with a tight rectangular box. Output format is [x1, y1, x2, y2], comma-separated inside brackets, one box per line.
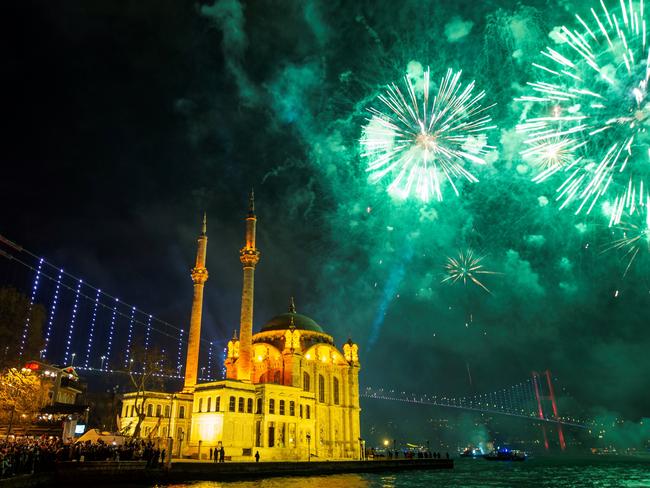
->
[532, 370, 566, 451]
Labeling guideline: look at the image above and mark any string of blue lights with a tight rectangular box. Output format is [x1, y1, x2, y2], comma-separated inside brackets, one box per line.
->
[19, 257, 43, 361]
[1, 236, 224, 376]
[63, 278, 82, 365]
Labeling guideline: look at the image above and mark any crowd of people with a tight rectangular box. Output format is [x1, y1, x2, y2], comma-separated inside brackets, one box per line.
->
[0, 437, 60, 478]
[69, 438, 166, 466]
[0, 436, 167, 479]
[367, 447, 450, 460]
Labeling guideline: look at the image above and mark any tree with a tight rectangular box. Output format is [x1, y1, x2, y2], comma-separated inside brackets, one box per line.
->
[124, 346, 173, 439]
[0, 367, 49, 424]
[0, 287, 45, 367]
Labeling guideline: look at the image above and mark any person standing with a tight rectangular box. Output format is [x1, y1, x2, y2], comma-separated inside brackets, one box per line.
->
[219, 446, 225, 463]
[209, 448, 213, 461]
[254, 451, 260, 463]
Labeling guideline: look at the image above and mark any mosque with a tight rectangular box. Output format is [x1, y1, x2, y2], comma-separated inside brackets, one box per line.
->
[120, 195, 362, 461]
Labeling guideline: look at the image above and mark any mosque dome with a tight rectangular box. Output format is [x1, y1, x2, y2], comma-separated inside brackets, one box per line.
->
[259, 297, 324, 333]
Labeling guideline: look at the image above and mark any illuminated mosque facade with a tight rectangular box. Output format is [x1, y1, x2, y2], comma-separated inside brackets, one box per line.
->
[121, 195, 362, 461]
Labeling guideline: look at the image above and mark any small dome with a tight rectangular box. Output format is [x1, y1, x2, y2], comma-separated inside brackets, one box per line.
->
[260, 297, 324, 333]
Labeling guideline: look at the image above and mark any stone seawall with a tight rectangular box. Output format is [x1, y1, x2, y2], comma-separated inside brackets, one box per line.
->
[164, 458, 453, 482]
[4, 458, 453, 487]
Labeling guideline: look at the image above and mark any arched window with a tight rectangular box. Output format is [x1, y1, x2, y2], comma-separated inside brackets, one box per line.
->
[279, 400, 285, 415]
[333, 377, 340, 405]
[269, 399, 275, 414]
[256, 398, 262, 414]
[306, 405, 311, 419]
[299, 404, 303, 418]
[207, 397, 212, 412]
[147, 404, 153, 417]
[198, 399, 202, 413]
[156, 404, 162, 417]
[318, 374, 325, 403]
[238, 397, 245, 412]
[130, 405, 134, 417]
[289, 401, 295, 416]
[164, 405, 170, 418]
[215, 396, 221, 412]
[303, 372, 310, 391]
[179, 406, 185, 419]
[247, 398, 253, 413]
[229, 396, 236, 412]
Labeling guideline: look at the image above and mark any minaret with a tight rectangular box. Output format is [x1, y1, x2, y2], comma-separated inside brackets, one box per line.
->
[237, 191, 260, 381]
[182, 213, 208, 392]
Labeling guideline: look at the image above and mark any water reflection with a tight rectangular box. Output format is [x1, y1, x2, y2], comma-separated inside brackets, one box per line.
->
[163, 473, 370, 488]
[156, 459, 650, 488]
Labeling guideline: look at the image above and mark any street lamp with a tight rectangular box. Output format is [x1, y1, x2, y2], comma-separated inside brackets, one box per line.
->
[71, 353, 76, 367]
[306, 434, 311, 462]
[178, 429, 184, 458]
[167, 394, 176, 454]
[100, 356, 106, 370]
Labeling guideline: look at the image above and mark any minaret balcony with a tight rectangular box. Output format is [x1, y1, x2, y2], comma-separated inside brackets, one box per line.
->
[239, 248, 260, 267]
[191, 267, 209, 284]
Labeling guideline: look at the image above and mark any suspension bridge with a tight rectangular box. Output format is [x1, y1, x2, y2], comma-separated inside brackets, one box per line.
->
[0, 234, 587, 449]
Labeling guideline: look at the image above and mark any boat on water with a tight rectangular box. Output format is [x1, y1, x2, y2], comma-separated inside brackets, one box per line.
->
[459, 447, 483, 458]
[483, 447, 527, 461]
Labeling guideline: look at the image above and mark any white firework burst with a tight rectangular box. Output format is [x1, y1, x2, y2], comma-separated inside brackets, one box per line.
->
[361, 67, 496, 202]
[517, 0, 650, 224]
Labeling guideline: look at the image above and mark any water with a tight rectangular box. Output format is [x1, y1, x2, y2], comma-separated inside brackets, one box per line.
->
[157, 458, 650, 488]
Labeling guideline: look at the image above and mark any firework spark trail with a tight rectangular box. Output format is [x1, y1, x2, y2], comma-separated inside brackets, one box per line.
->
[604, 196, 650, 275]
[361, 67, 496, 202]
[441, 249, 499, 294]
[517, 0, 650, 223]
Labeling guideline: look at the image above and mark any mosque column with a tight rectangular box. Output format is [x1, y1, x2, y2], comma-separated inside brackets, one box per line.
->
[341, 371, 350, 456]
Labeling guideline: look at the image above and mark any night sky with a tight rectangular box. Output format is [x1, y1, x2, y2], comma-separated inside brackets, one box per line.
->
[2, 0, 649, 442]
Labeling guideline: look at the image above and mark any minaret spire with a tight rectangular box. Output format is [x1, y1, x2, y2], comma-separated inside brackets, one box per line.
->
[289, 296, 296, 313]
[248, 189, 255, 216]
[233, 190, 260, 381]
[182, 215, 209, 392]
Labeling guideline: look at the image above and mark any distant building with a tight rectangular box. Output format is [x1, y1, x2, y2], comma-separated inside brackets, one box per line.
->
[121, 195, 361, 460]
[20, 361, 87, 439]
